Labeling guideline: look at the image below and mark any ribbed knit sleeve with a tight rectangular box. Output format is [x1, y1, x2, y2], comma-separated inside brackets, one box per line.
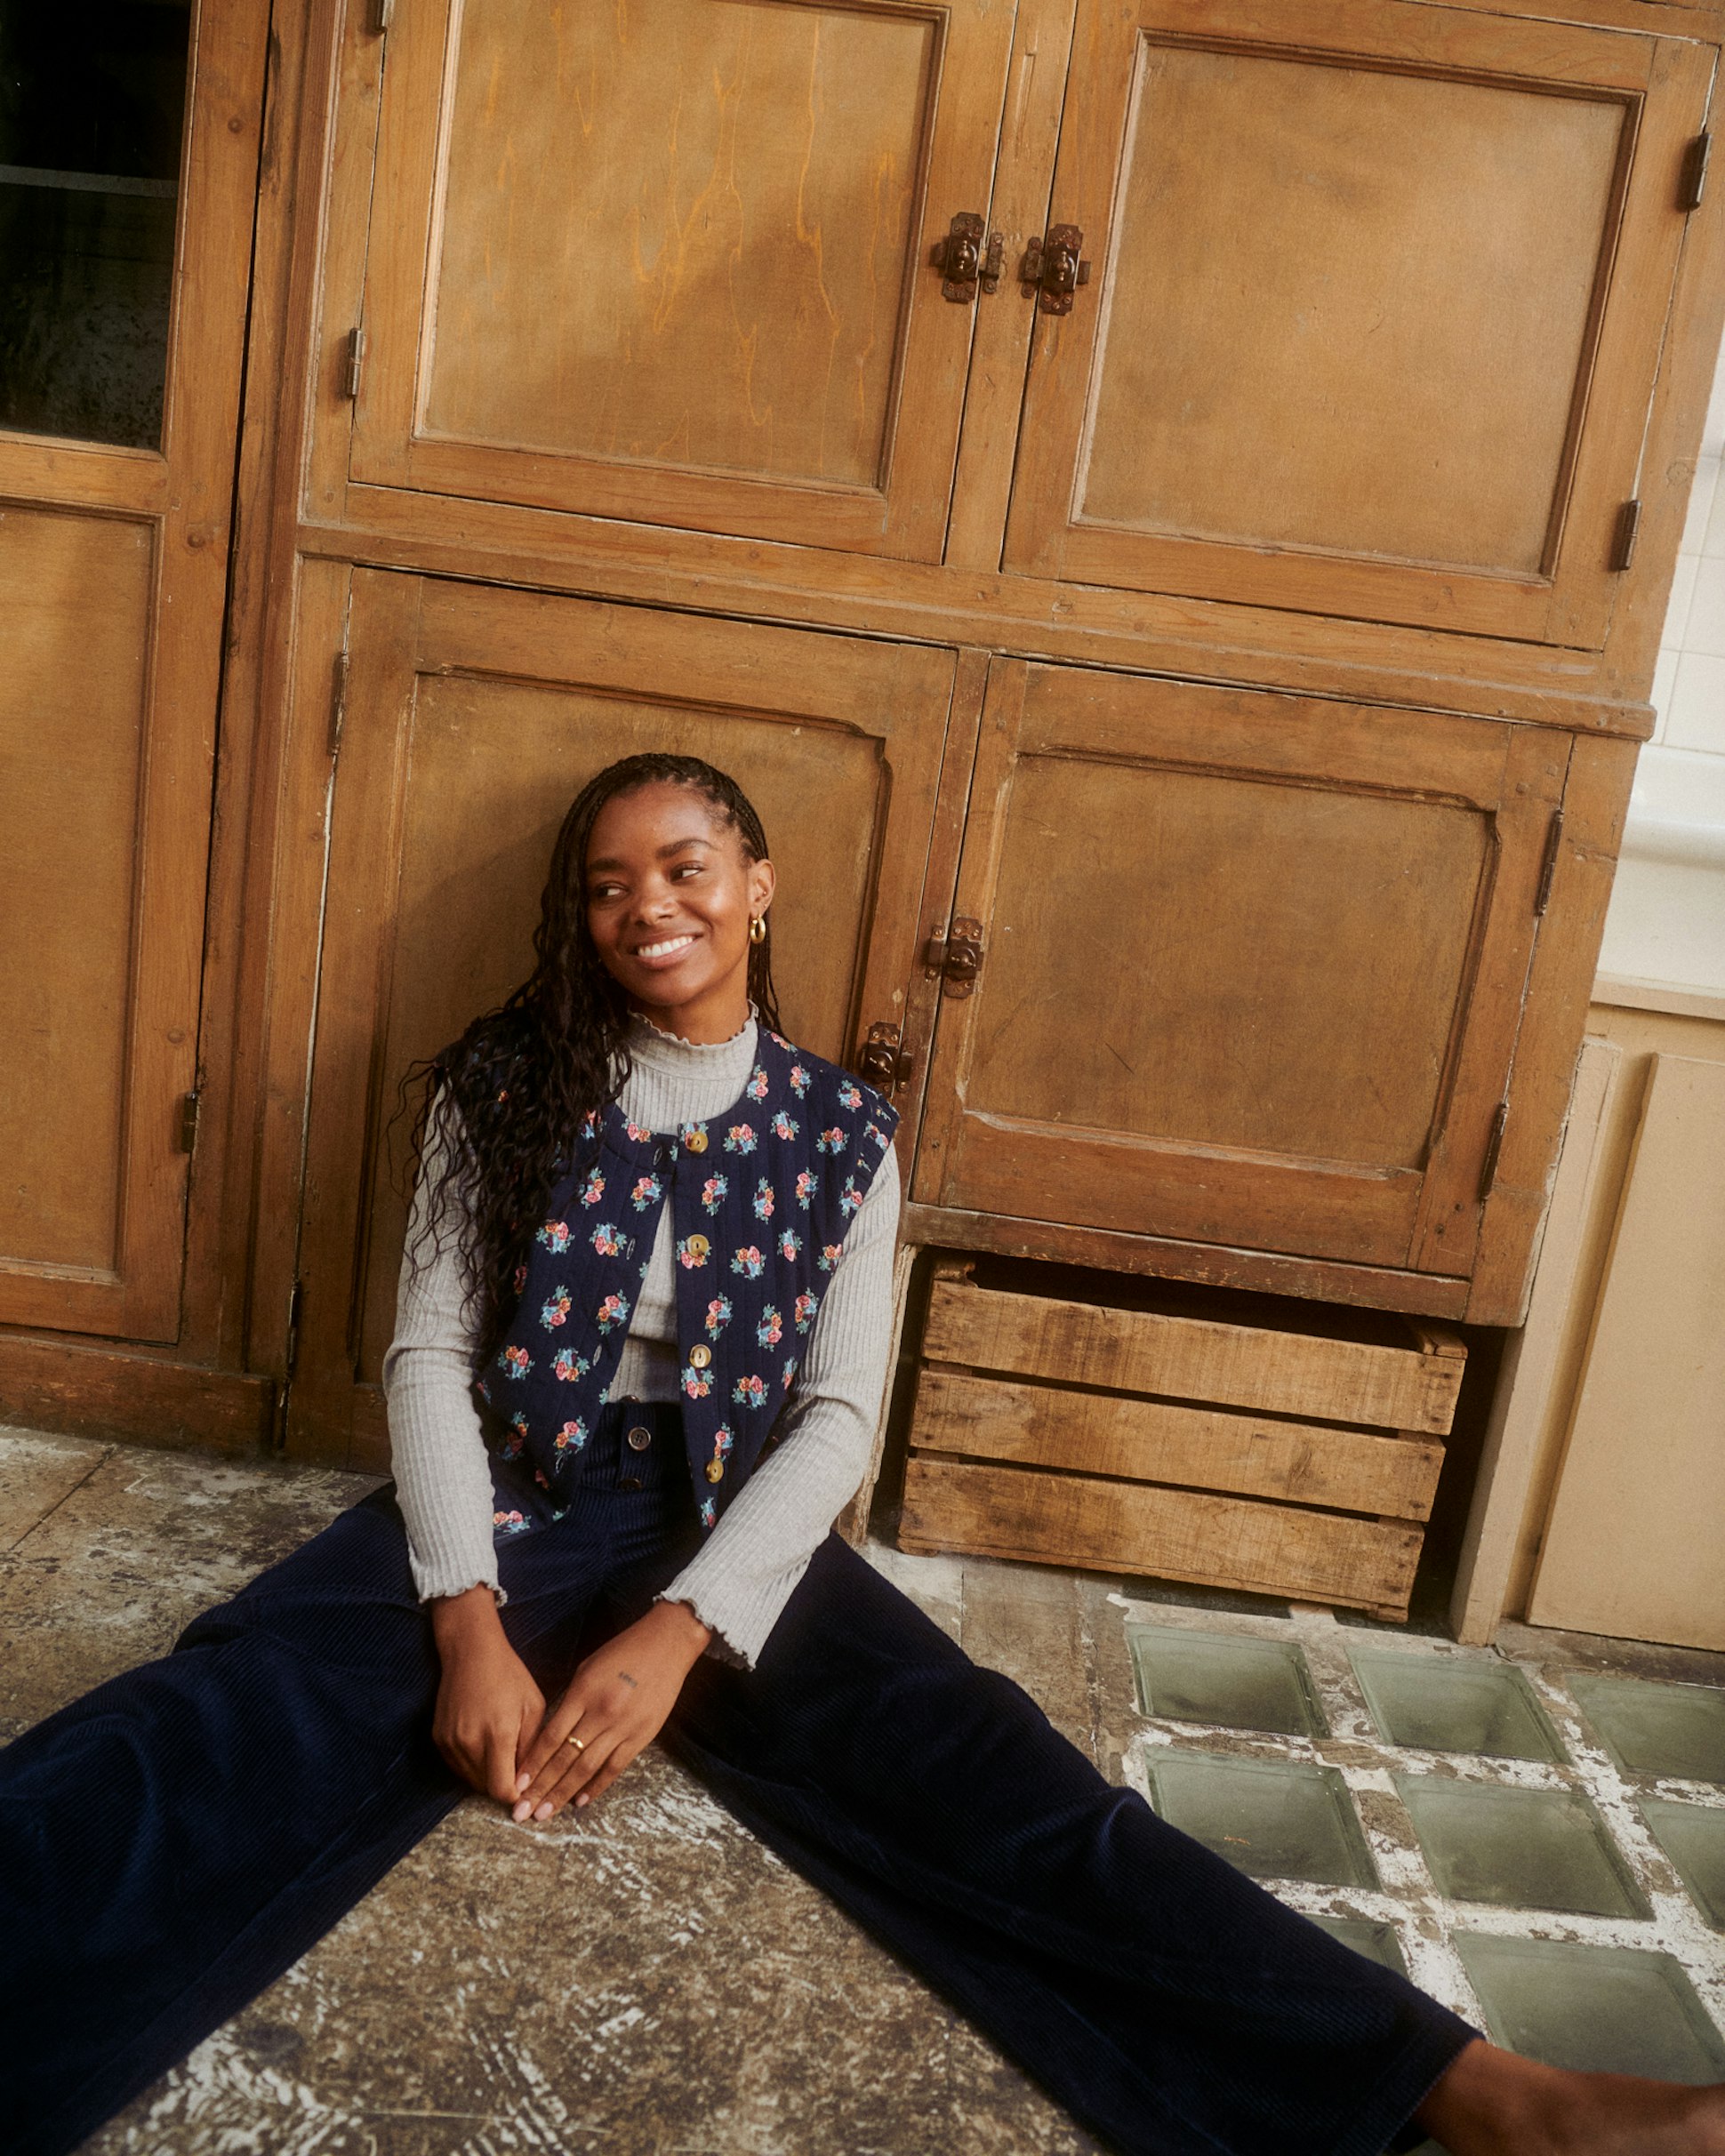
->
[651, 1147, 899, 1666]
[381, 1093, 508, 1606]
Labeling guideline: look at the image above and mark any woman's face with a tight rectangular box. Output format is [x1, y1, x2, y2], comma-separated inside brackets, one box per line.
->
[583, 780, 775, 1044]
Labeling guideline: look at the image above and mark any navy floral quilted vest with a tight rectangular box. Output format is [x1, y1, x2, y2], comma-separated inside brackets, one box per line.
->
[476, 1026, 898, 1540]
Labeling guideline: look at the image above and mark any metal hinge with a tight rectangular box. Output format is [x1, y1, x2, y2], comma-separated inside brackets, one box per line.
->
[1535, 808, 1564, 915]
[176, 1092, 201, 1154]
[328, 650, 350, 757]
[1681, 132, 1711, 212]
[923, 918, 985, 997]
[857, 1022, 913, 1094]
[1609, 498, 1641, 573]
[284, 1278, 304, 1383]
[342, 326, 365, 400]
[1478, 1102, 1509, 1203]
[369, 0, 394, 34]
[1020, 225, 1092, 315]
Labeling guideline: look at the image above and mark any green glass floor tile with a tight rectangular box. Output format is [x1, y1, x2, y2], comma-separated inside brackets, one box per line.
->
[1567, 1671, 1725, 1783]
[1395, 1776, 1650, 1920]
[1127, 1625, 1327, 1738]
[1144, 1751, 1376, 1888]
[1640, 1797, 1725, 1930]
[1351, 1650, 1564, 1763]
[1454, 1934, 1725, 2083]
[1310, 1914, 1408, 1977]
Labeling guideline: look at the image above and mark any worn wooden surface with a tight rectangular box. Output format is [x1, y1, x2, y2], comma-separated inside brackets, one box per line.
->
[901, 1455, 1422, 1615]
[911, 1369, 1445, 1520]
[0, 1335, 273, 1455]
[912, 657, 1559, 1286]
[920, 1277, 1464, 1433]
[346, 0, 1015, 557]
[1005, 0, 1710, 646]
[0, 0, 269, 1348]
[285, 573, 955, 1461]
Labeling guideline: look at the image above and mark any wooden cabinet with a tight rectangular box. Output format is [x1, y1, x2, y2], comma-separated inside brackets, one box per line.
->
[908, 660, 1574, 1318]
[341, 0, 1018, 557]
[6, 0, 1714, 1503]
[287, 572, 959, 1464]
[319, 0, 1710, 656]
[1003, 0, 1711, 642]
[0, 0, 265, 1343]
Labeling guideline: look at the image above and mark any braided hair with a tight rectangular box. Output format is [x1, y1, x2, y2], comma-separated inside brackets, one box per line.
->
[406, 753, 781, 1371]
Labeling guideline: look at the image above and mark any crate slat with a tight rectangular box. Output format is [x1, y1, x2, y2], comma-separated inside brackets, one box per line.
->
[900, 1456, 1422, 1616]
[910, 1368, 1443, 1522]
[922, 1278, 1463, 1434]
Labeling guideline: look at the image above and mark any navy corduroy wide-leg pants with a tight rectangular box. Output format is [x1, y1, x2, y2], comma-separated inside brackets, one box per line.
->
[0, 1404, 1473, 2156]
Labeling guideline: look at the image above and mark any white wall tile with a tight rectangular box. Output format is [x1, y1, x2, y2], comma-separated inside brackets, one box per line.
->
[1679, 556, 1725, 657]
[1683, 453, 1721, 554]
[1704, 353, 1725, 460]
[1664, 650, 1725, 755]
[1650, 647, 1680, 744]
[1662, 551, 1701, 647]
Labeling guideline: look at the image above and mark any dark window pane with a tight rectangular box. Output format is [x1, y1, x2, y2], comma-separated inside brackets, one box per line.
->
[0, 1, 191, 450]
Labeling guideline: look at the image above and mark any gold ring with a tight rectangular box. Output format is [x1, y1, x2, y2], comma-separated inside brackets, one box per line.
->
[565, 1732, 585, 1752]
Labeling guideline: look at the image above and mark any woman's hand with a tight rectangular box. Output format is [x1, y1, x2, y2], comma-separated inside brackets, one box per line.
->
[429, 1585, 546, 1806]
[512, 1599, 713, 1823]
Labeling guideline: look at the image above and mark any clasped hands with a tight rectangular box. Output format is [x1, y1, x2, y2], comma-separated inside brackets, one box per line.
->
[429, 1586, 712, 1822]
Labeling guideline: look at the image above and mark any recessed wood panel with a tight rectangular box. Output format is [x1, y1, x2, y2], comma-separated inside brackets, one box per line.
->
[913, 659, 1560, 1278]
[289, 573, 954, 1462]
[347, 0, 1015, 557]
[425, 0, 934, 490]
[1004, 0, 1710, 645]
[0, 509, 151, 1274]
[1082, 46, 1620, 574]
[353, 673, 895, 1377]
[970, 754, 1488, 1166]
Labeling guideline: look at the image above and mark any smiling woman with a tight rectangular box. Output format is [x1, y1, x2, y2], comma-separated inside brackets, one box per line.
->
[4, 757, 1724, 2156]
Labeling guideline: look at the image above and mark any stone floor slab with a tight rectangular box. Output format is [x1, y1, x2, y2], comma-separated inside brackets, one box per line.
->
[1396, 1778, 1650, 1920]
[0, 1425, 109, 1548]
[1567, 1672, 1725, 1785]
[0, 1446, 377, 1734]
[1309, 1915, 1409, 1978]
[1143, 1751, 1377, 1888]
[1640, 1797, 1725, 1931]
[1127, 1625, 1326, 1739]
[1453, 1935, 1725, 2083]
[85, 1750, 1103, 2156]
[1351, 1650, 1565, 1765]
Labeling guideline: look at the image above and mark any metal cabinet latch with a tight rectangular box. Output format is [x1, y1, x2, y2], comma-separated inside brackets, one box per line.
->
[936, 213, 986, 302]
[923, 918, 985, 997]
[857, 1022, 913, 1093]
[1021, 225, 1092, 315]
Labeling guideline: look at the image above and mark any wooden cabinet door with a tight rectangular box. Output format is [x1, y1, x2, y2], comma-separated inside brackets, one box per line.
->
[911, 660, 1567, 1297]
[342, 0, 1017, 559]
[1002, 0, 1710, 644]
[288, 573, 956, 1466]
[0, 0, 264, 1341]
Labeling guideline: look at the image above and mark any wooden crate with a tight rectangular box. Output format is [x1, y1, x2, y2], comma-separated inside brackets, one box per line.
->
[899, 1261, 1465, 1621]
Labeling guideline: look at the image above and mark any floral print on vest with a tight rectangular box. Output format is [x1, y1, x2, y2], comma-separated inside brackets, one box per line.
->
[478, 1028, 897, 1543]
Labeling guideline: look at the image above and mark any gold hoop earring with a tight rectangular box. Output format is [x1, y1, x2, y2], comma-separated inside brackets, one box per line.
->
[749, 914, 767, 946]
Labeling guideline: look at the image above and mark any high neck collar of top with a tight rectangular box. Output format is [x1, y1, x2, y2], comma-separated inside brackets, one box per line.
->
[625, 1008, 758, 1069]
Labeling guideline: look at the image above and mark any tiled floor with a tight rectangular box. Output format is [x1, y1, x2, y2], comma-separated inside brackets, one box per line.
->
[1118, 1604, 1725, 2090]
[4, 1422, 1725, 2152]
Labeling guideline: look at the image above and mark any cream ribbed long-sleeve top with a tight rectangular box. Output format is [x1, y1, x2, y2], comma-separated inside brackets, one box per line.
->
[381, 1016, 900, 1669]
